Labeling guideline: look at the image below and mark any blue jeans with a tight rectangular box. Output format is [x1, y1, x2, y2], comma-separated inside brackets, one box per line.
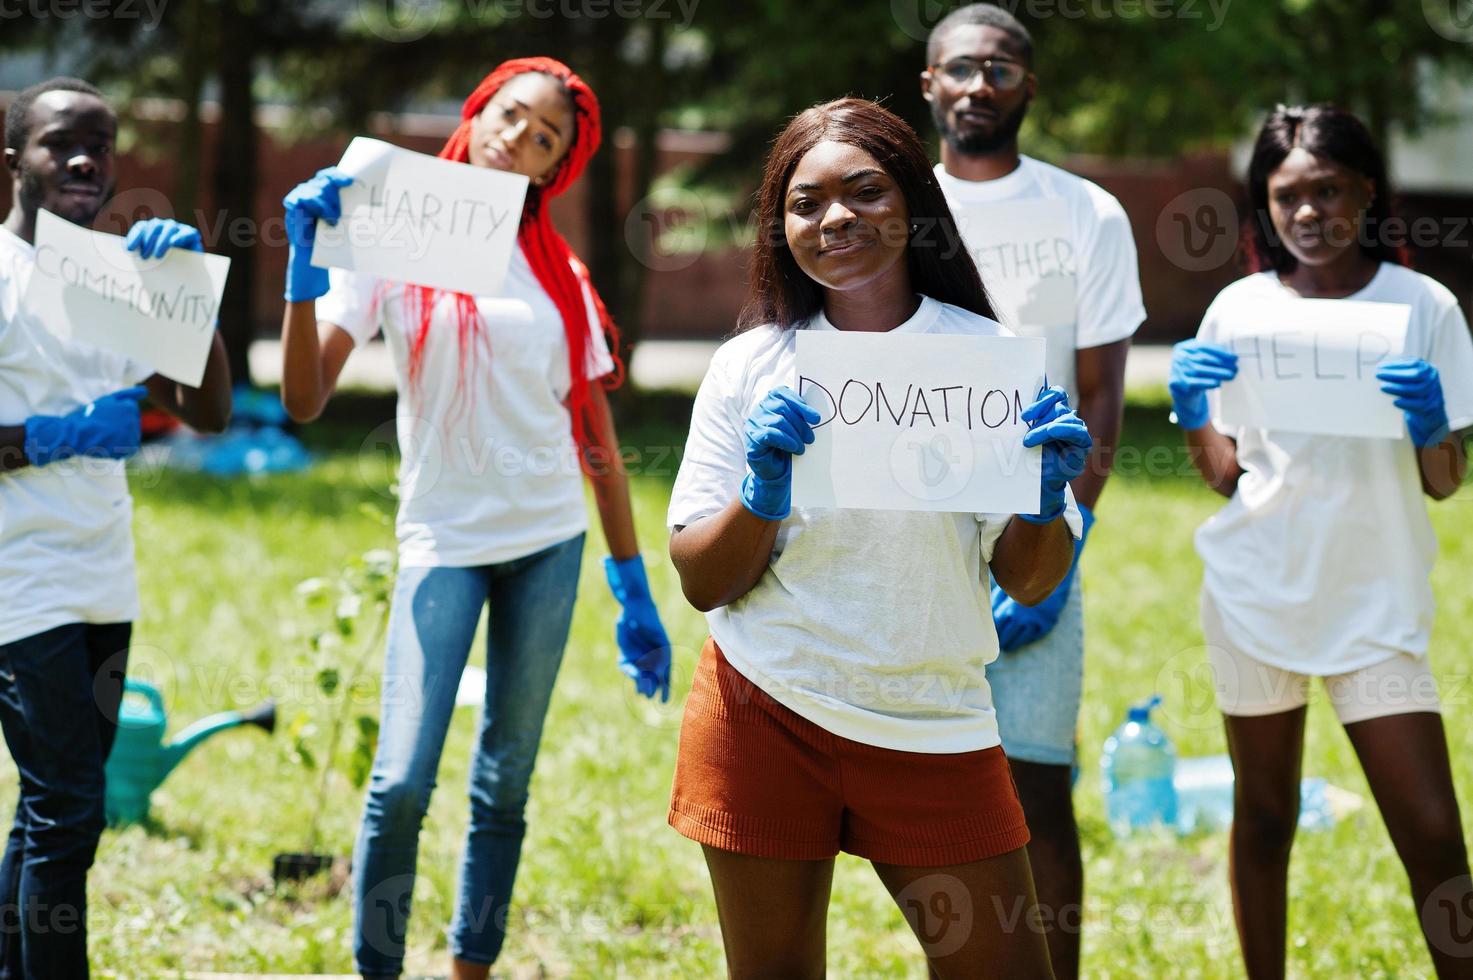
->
[0, 622, 130, 980]
[353, 534, 584, 976]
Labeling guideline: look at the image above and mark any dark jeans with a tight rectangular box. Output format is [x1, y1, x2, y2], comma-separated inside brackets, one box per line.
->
[0, 622, 130, 980]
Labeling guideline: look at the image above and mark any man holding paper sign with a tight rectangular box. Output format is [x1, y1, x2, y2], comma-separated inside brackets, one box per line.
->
[668, 98, 1088, 979]
[1171, 105, 1473, 979]
[0, 77, 229, 979]
[921, 8, 1145, 971]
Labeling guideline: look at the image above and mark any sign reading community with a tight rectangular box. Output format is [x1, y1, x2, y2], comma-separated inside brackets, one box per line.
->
[312, 136, 531, 296]
[24, 209, 229, 386]
[793, 331, 1046, 513]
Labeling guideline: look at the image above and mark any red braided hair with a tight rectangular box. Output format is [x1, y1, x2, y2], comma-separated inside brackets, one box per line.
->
[401, 56, 624, 449]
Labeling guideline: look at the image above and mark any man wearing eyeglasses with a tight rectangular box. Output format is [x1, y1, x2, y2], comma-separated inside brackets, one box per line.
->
[922, 6, 1145, 978]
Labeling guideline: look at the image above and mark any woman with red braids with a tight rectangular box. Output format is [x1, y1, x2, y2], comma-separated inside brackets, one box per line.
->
[277, 59, 671, 979]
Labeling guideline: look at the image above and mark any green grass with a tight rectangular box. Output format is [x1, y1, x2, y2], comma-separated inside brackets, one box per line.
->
[8, 390, 1470, 977]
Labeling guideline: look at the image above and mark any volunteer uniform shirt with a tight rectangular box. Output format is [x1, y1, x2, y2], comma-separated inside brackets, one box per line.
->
[317, 246, 615, 568]
[1195, 264, 1473, 673]
[935, 157, 1146, 403]
[0, 226, 153, 647]
[667, 295, 1083, 754]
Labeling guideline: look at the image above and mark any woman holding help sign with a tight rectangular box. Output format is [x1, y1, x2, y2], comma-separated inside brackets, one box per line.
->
[277, 59, 671, 979]
[667, 98, 1089, 979]
[1169, 104, 1473, 979]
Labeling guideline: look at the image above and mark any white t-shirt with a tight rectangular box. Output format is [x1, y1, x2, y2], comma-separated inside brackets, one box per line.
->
[1194, 264, 1473, 674]
[0, 226, 153, 647]
[316, 245, 615, 568]
[667, 295, 1083, 753]
[935, 157, 1146, 404]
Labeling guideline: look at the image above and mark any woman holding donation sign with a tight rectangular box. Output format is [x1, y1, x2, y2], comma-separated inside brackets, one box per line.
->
[1169, 104, 1473, 979]
[277, 59, 671, 979]
[667, 97, 1089, 979]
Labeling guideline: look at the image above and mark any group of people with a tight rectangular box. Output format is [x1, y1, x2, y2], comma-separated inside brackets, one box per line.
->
[1, 3, 1469, 978]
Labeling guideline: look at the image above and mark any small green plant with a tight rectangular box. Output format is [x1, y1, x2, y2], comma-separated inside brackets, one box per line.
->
[287, 533, 395, 859]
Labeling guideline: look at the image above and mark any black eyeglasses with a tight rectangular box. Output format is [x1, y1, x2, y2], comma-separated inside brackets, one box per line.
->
[931, 58, 1030, 92]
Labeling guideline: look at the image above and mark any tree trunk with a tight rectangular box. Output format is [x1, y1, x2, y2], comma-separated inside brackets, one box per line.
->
[211, 0, 258, 388]
[171, 0, 207, 222]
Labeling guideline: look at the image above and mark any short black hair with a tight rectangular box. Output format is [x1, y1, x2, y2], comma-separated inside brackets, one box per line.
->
[926, 3, 1034, 66]
[4, 77, 106, 155]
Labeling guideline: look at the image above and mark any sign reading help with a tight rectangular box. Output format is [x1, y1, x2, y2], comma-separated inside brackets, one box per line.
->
[793, 331, 1046, 514]
[1212, 298, 1411, 439]
[311, 136, 530, 296]
[24, 209, 228, 386]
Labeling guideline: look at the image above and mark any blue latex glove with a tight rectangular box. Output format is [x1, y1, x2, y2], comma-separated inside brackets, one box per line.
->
[992, 504, 1095, 652]
[124, 218, 202, 259]
[604, 555, 672, 702]
[23, 386, 148, 467]
[1019, 386, 1092, 524]
[1169, 340, 1237, 431]
[1376, 358, 1450, 448]
[283, 167, 354, 303]
[742, 386, 821, 521]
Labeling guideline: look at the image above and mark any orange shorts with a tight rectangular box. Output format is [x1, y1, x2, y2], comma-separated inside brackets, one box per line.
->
[668, 638, 1030, 866]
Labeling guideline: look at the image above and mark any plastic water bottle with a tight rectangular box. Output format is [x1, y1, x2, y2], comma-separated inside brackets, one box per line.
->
[1101, 696, 1178, 836]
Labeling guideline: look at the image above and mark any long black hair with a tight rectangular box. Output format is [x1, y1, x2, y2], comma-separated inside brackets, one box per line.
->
[738, 97, 995, 331]
[1244, 103, 1407, 274]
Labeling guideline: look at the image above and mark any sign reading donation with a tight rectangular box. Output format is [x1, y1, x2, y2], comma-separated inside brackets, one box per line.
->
[24, 209, 229, 386]
[1212, 298, 1410, 439]
[793, 331, 1046, 514]
[311, 136, 530, 296]
[950, 198, 1077, 376]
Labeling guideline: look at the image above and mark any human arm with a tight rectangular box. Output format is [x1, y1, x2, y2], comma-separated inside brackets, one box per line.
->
[582, 383, 673, 700]
[1375, 359, 1467, 500]
[988, 385, 1090, 610]
[1071, 338, 1129, 511]
[668, 385, 818, 612]
[0, 426, 28, 473]
[1171, 339, 1243, 498]
[119, 218, 232, 432]
[278, 168, 357, 423]
[1, 387, 149, 473]
[989, 513, 1075, 608]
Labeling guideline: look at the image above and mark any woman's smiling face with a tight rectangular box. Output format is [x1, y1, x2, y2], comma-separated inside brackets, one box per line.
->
[467, 72, 574, 185]
[783, 140, 912, 295]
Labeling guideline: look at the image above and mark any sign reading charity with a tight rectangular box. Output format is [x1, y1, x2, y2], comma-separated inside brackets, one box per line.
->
[24, 209, 229, 386]
[1211, 298, 1411, 439]
[311, 136, 530, 296]
[793, 331, 1046, 514]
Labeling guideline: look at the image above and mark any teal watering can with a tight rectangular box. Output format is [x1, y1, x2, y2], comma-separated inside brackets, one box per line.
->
[105, 679, 275, 826]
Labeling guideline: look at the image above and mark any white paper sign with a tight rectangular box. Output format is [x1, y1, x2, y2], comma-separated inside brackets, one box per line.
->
[951, 198, 1078, 392]
[793, 332, 1045, 513]
[1213, 298, 1410, 439]
[24, 209, 228, 386]
[311, 136, 530, 296]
